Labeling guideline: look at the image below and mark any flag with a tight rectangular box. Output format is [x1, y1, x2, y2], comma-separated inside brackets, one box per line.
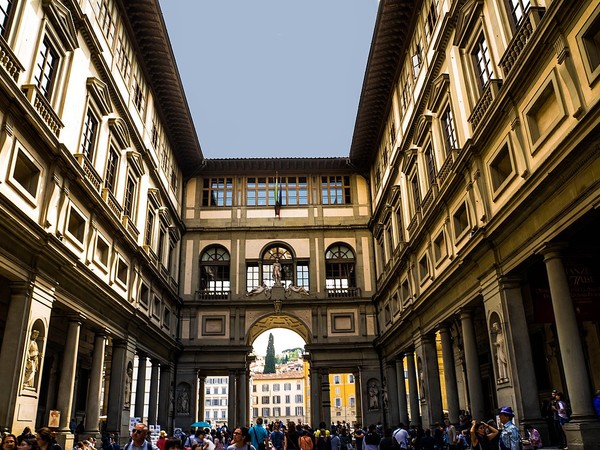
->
[274, 174, 282, 218]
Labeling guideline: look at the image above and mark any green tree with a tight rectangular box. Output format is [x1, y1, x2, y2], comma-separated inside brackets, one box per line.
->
[263, 333, 276, 374]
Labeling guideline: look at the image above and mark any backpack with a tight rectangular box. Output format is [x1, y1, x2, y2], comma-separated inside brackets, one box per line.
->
[316, 436, 331, 450]
[300, 435, 314, 450]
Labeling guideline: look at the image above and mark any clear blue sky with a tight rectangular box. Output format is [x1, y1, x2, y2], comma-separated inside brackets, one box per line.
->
[159, 0, 379, 159]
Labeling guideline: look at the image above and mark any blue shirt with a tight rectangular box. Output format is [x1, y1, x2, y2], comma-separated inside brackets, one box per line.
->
[250, 425, 269, 450]
[499, 421, 520, 450]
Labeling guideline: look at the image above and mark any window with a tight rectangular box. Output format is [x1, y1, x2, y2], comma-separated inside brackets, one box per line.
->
[116, 257, 128, 285]
[489, 143, 514, 192]
[145, 209, 155, 247]
[262, 384, 270, 392]
[425, 0, 438, 39]
[12, 149, 41, 199]
[348, 374, 355, 383]
[123, 172, 137, 217]
[296, 383, 301, 390]
[321, 176, 351, 205]
[273, 407, 281, 417]
[262, 408, 270, 417]
[395, 205, 404, 243]
[273, 395, 281, 404]
[132, 70, 145, 115]
[202, 178, 233, 206]
[410, 174, 421, 215]
[278, 176, 308, 206]
[95, 235, 110, 267]
[433, 230, 447, 263]
[507, 0, 530, 27]
[473, 33, 494, 89]
[248, 244, 299, 289]
[578, 6, 600, 83]
[325, 244, 356, 294]
[153, 296, 161, 318]
[97, 0, 116, 48]
[284, 383, 292, 391]
[285, 395, 290, 403]
[453, 202, 470, 239]
[296, 262, 309, 291]
[163, 308, 170, 329]
[335, 398, 342, 407]
[116, 30, 132, 83]
[34, 37, 59, 98]
[199, 246, 231, 296]
[401, 279, 411, 305]
[81, 108, 99, 161]
[273, 384, 280, 391]
[246, 262, 259, 291]
[139, 283, 149, 306]
[412, 44, 422, 78]
[104, 146, 119, 193]
[424, 145, 437, 187]
[349, 397, 356, 407]
[441, 106, 458, 154]
[419, 254, 430, 283]
[295, 407, 303, 416]
[334, 375, 341, 384]
[261, 396, 270, 404]
[0, 0, 14, 37]
[285, 406, 291, 416]
[247, 177, 274, 206]
[67, 207, 86, 244]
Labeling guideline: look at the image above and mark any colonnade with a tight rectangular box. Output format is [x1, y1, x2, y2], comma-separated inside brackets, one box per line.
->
[380, 246, 598, 441]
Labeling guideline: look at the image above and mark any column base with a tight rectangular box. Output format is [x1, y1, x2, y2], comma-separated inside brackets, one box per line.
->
[55, 432, 75, 450]
[564, 419, 600, 450]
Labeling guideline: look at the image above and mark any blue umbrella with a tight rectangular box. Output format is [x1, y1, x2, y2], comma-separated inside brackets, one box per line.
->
[191, 421, 211, 429]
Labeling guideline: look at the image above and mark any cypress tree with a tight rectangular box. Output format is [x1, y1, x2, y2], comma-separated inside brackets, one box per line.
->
[263, 332, 276, 374]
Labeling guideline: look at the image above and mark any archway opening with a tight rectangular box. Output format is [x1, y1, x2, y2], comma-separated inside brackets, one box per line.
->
[250, 328, 307, 425]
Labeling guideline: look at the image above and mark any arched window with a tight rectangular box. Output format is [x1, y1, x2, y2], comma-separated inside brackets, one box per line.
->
[325, 244, 357, 297]
[199, 246, 230, 299]
[246, 244, 309, 291]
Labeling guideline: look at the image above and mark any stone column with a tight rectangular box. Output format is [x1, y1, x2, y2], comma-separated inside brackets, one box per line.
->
[85, 332, 107, 436]
[460, 310, 485, 420]
[385, 361, 399, 427]
[405, 351, 420, 425]
[106, 340, 129, 434]
[198, 374, 207, 422]
[439, 326, 460, 423]
[238, 369, 248, 427]
[395, 357, 409, 425]
[148, 360, 160, 426]
[158, 363, 172, 430]
[541, 247, 595, 417]
[421, 334, 443, 426]
[134, 353, 147, 420]
[321, 368, 331, 427]
[56, 319, 82, 432]
[228, 370, 236, 426]
[309, 367, 321, 426]
[354, 370, 362, 426]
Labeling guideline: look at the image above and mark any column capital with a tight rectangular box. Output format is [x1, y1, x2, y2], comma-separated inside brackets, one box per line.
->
[537, 242, 568, 260]
[438, 323, 452, 335]
[136, 351, 148, 359]
[458, 308, 474, 321]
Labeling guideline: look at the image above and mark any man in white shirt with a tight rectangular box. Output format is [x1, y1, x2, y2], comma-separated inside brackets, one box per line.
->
[392, 424, 409, 449]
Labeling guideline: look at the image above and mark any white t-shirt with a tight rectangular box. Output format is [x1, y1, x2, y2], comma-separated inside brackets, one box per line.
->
[392, 429, 409, 449]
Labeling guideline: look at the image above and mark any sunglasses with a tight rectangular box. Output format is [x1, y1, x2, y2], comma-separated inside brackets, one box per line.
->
[133, 430, 145, 435]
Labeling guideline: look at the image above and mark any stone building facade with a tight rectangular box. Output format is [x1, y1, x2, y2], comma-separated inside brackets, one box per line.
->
[0, 0, 201, 444]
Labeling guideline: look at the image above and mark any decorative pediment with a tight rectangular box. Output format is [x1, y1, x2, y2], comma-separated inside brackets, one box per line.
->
[453, 0, 484, 48]
[43, 0, 78, 51]
[86, 77, 111, 116]
[401, 146, 419, 174]
[108, 117, 131, 149]
[428, 73, 451, 112]
[414, 113, 433, 146]
[148, 187, 161, 208]
[125, 150, 145, 177]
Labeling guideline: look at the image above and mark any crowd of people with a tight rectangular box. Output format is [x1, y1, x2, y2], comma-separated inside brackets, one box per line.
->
[8, 390, 600, 450]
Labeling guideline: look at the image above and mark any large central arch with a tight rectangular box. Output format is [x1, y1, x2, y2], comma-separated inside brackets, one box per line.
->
[246, 313, 311, 347]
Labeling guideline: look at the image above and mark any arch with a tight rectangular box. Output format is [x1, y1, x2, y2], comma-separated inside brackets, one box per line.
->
[246, 313, 312, 347]
[247, 242, 308, 290]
